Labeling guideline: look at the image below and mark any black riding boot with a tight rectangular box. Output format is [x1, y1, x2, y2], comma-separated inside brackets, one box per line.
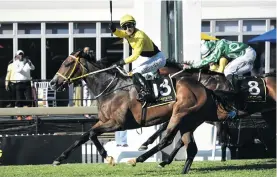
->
[132, 73, 155, 102]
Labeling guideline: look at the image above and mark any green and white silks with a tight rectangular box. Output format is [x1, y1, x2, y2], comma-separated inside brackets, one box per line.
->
[194, 39, 256, 76]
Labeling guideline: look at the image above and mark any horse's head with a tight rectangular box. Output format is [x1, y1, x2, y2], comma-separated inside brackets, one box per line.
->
[49, 50, 96, 90]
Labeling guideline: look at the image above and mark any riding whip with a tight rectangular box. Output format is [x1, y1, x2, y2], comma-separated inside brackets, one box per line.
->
[109, 0, 113, 37]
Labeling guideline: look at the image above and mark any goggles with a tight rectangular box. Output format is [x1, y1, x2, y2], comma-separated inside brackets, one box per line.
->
[122, 23, 135, 30]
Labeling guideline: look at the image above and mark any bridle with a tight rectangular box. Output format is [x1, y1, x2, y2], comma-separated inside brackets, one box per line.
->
[56, 55, 88, 82]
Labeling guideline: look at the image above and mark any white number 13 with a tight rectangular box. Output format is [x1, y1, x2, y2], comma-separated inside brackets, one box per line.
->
[153, 79, 172, 98]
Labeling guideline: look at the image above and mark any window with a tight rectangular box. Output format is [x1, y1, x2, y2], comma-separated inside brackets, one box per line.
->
[269, 43, 276, 72]
[201, 21, 210, 32]
[215, 35, 238, 41]
[101, 38, 123, 63]
[18, 38, 41, 79]
[216, 21, 238, 32]
[243, 35, 265, 75]
[270, 20, 276, 30]
[167, 1, 176, 61]
[0, 23, 13, 35]
[18, 23, 41, 34]
[46, 38, 68, 79]
[73, 23, 96, 34]
[101, 23, 121, 33]
[243, 20, 266, 32]
[0, 39, 13, 77]
[46, 23, 68, 34]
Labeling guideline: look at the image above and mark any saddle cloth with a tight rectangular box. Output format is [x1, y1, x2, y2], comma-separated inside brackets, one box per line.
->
[146, 75, 176, 108]
[238, 77, 266, 102]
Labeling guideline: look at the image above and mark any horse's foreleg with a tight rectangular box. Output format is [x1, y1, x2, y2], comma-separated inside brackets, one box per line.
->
[181, 132, 198, 174]
[138, 122, 169, 151]
[53, 131, 90, 165]
[89, 120, 120, 165]
[158, 138, 184, 167]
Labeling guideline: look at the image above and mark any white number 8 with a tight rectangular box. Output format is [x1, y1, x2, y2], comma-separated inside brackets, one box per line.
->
[248, 81, 260, 96]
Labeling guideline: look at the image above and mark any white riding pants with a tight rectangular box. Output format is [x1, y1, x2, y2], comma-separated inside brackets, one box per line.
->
[132, 52, 166, 75]
[224, 46, 256, 76]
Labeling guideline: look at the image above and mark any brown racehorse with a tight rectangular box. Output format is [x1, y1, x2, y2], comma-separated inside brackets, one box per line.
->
[135, 61, 276, 167]
[49, 50, 227, 174]
[49, 51, 275, 174]
[138, 62, 276, 166]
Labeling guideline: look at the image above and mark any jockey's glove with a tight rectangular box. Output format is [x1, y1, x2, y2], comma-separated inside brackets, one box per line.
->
[109, 23, 116, 33]
[113, 59, 125, 67]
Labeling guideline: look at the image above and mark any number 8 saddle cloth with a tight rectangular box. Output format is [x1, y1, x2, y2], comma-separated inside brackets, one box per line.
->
[237, 76, 266, 103]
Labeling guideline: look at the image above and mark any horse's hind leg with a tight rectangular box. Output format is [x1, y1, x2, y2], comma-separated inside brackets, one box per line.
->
[53, 131, 90, 165]
[181, 132, 198, 174]
[138, 122, 169, 151]
[158, 138, 184, 168]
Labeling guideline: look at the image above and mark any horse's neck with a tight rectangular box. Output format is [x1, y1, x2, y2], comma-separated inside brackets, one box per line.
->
[84, 69, 132, 101]
[85, 72, 113, 96]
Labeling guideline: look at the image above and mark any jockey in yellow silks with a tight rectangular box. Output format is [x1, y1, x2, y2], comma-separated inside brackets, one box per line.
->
[109, 14, 166, 102]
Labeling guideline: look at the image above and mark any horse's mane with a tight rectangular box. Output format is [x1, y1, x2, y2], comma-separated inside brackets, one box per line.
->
[71, 50, 130, 79]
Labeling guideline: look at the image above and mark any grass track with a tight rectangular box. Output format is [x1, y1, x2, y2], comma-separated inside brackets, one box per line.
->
[0, 159, 275, 177]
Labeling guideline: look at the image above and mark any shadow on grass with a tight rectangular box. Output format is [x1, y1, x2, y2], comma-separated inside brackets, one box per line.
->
[194, 163, 276, 172]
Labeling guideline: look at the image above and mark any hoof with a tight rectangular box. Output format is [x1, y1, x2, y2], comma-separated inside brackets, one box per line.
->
[52, 160, 61, 166]
[158, 162, 166, 168]
[138, 145, 148, 151]
[106, 156, 115, 166]
[127, 159, 137, 166]
[221, 159, 226, 162]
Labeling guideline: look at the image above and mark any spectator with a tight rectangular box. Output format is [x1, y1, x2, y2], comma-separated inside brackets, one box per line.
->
[83, 47, 90, 55]
[82, 80, 94, 118]
[115, 131, 128, 147]
[5, 59, 16, 108]
[73, 80, 82, 107]
[83, 47, 95, 61]
[13, 50, 35, 120]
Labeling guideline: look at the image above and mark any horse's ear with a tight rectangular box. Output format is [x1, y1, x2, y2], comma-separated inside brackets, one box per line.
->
[79, 49, 83, 54]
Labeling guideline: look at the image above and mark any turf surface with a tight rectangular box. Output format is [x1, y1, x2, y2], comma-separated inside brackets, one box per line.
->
[0, 159, 275, 177]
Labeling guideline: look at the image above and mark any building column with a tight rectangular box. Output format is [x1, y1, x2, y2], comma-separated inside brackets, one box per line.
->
[182, 0, 201, 63]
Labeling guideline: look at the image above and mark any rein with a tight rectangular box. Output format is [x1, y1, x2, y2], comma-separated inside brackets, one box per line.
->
[93, 73, 117, 99]
[56, 54, 131, 99]
[57, 54, 128, 82]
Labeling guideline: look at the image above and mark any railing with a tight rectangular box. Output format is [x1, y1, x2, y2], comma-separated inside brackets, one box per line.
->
[0, 79, 101, 136]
